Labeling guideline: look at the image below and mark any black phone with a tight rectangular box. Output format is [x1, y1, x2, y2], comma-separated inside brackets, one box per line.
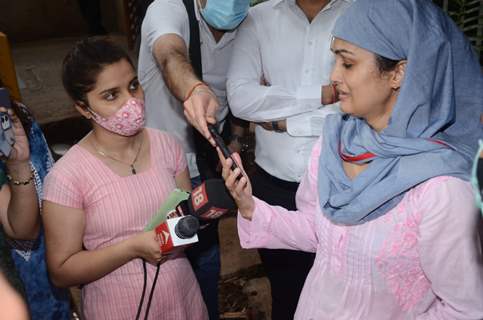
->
[207, 124, 240, 173]
[0, 87, 11, 108]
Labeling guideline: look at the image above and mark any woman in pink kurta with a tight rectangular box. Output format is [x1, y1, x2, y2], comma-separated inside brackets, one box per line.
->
[237, 140, 483, 319]
[42, 38, 207, 319]
[220, 0, 483, 319]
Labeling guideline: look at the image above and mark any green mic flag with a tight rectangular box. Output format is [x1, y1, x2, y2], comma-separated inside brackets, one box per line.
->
[144, 189, 190, 231]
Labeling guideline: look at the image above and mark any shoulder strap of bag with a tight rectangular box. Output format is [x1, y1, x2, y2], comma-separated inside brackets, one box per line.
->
[182, 0, 203, 80]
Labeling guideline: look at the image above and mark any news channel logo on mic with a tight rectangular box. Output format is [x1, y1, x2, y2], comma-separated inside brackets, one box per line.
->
[0, 87, 15, 158]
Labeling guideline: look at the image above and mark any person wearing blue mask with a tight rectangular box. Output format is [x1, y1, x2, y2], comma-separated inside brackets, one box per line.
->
[219, 0, 483, 318]
[200, 0, 249, 31]
[138, 1, 250, 319]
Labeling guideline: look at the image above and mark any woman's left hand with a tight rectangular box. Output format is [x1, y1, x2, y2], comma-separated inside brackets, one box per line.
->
[0, 107, 30, 163]
[216, 148, 255, 220]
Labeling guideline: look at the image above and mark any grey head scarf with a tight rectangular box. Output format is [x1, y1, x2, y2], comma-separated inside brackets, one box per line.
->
[318, 0, 483, 225]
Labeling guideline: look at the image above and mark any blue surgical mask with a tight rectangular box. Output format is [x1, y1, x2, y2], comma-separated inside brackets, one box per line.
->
[471, 140, 483, 213]
[200, 0, 250, 31]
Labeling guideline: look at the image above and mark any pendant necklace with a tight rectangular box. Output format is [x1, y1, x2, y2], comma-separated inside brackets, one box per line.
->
[91, 134, 143, 175]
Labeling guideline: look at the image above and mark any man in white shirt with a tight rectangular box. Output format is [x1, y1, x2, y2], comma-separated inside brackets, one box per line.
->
[138, 1, 249, 319]
[227, 0, 351, 319]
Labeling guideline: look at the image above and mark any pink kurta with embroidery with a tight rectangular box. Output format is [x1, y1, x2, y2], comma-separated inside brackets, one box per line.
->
[43, 129, 207, 320]
[238, 138, 483, 320]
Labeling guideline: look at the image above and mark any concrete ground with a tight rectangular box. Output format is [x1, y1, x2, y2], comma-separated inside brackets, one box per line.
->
[11, 35, 270, 319]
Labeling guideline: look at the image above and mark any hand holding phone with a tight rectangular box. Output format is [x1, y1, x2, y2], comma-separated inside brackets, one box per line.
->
[0, 88, 15, 158]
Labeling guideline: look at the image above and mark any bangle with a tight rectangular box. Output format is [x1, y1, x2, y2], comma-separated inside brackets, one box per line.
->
[6, 168, 35, 186]
[184, 82, 206, 102]
[331, 83, 338, 104]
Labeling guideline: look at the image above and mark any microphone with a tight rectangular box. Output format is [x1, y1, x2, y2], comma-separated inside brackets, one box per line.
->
[147, 179, 236, 253]
[155, 215, 200, 253]
[175, 179, 237, 220]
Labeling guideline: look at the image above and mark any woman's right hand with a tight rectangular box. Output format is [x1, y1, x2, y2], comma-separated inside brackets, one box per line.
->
[217, 149, 255, 220]
[0, 107, 30, 164]
[130, 230, 164, 265]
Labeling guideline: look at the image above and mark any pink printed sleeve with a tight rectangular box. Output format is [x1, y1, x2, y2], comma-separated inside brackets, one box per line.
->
[43, 167, 83, 209]
[416, 177, 483, 320]
[237, 139, 322, 253]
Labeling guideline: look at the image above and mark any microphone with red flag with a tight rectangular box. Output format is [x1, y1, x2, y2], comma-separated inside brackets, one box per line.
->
[155, 215, 199, 253]
[154, 179, 235, 252]
[174, 179, 237, 220]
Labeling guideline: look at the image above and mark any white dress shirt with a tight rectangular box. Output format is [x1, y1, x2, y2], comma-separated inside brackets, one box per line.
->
[138, 0, 236, 177]
[227, 0, 352, 182]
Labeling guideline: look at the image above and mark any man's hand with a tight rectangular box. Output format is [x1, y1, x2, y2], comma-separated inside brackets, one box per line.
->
[183, 84, 218, 145]
[153, 34, 218, 145]
[321, 84, 339, 105]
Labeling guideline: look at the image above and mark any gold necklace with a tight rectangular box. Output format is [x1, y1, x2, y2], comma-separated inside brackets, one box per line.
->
[91, 134, 144, 175]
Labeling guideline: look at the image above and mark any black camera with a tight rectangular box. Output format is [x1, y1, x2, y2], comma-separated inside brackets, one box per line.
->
[0, 87, 15, 158]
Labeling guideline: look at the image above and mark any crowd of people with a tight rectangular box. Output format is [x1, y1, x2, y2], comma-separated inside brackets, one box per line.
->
[0, 0, 482, 319]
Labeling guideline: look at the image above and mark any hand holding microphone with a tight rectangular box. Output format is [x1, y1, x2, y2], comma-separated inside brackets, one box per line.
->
[130, 230, 164, 265]
[134, 181, 235, 320]
[154, 215, 199, 254]
[134, 216, 200, 320]
[153, 179, 236, 254]
[132, 215, 200, 266]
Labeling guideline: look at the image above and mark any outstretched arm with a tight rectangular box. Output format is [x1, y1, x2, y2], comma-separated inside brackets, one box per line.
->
[142, 0, 218, 144]
[217, 143, 320, 253]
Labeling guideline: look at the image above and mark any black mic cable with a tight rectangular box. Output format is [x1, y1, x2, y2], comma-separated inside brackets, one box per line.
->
[144, 262, 161, 320]
[135, 260, 161, 320]
[135, 260, 147, 320]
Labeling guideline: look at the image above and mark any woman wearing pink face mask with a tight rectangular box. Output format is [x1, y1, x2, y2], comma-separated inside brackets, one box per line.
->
[41, 38, 208, 320]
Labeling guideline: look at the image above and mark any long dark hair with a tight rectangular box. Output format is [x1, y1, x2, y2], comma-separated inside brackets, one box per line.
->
[375, 54, 400, 73]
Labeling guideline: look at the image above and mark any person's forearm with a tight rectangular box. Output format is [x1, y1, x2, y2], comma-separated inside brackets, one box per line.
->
[237, 198, 318, 252]
[227, 80, 328, 122]
[6, 161, 39, 239]
[156, 48, 201, 102]
[49, 237, 137, 288]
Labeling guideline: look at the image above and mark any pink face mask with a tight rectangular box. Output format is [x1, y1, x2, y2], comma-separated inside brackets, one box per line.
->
[89, 98, 145, 136]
